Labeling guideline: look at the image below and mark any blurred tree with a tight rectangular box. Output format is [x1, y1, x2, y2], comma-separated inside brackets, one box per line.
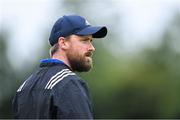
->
[141, 13, 180, 118]
[1, 0, 180, 119]
[110, 12, 180, 118]
[0, 31, 17, 118]
[55, 0, 180, 119]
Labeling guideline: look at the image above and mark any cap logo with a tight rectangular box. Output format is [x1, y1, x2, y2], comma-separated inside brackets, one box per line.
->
[85, 20, 90, 25]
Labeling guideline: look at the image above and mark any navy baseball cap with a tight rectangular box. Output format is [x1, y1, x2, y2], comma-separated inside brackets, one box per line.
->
[49, 15, 107, 46]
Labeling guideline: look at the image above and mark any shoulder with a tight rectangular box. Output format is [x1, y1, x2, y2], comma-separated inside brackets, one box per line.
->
[44, 67, 78, 90]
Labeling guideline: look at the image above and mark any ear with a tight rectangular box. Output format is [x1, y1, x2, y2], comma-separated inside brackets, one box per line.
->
[57, 37, 70, 50]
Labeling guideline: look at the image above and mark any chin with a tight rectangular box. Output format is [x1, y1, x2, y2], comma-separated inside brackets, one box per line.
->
[86, 57, 92, 62]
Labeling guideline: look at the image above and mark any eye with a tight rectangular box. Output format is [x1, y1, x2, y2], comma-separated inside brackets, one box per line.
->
[81, 39, 90, 43]
[81, 39, 88, 43]
[80, 37, 93, 44]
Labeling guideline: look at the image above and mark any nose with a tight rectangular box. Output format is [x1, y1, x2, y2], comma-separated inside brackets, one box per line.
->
[89, 43, 95, 52]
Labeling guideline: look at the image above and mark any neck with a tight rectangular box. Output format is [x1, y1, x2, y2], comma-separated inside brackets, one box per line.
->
[51, 54, 72, 70]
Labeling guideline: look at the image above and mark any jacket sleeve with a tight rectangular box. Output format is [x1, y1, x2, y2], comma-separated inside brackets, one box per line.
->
[52, 79, 93, 119]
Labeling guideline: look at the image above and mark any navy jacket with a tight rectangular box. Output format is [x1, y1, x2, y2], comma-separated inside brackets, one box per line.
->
[12, 59, 93, 119]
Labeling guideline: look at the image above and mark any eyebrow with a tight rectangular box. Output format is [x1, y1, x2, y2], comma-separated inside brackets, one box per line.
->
[81, 37, 93, 41]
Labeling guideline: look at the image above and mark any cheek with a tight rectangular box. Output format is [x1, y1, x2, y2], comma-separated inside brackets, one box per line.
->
[71, 44, 87, 54]
[68, 46, 81, 56]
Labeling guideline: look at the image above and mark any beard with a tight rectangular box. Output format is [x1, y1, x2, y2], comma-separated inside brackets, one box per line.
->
[66, 50, 93, 72]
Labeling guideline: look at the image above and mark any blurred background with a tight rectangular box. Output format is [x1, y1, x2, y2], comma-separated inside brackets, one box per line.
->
[1, 0, 180, 118]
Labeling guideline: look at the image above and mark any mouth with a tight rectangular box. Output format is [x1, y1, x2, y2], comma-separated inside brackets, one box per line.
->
[85, 52, 93, 58]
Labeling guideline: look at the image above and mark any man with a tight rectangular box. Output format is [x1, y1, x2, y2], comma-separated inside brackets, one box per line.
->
[12, 15, 107, 119]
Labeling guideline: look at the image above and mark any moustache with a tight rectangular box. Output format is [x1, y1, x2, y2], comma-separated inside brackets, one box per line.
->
[84, 52, 93, 57]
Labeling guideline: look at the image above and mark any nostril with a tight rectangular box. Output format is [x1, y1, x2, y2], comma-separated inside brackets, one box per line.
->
[89, 47, 95, 52]
[90, 44, 95, 51]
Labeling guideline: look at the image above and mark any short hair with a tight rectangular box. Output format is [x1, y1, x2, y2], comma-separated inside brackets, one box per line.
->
[49, 36, 71, 57]
[49, 43, 59, 58]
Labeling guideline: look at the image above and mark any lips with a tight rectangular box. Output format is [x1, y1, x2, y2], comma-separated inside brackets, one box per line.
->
[85, 52, 93, 57]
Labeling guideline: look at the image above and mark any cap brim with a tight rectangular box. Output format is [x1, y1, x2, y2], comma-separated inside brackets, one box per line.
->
[75, 26, 107, 38]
